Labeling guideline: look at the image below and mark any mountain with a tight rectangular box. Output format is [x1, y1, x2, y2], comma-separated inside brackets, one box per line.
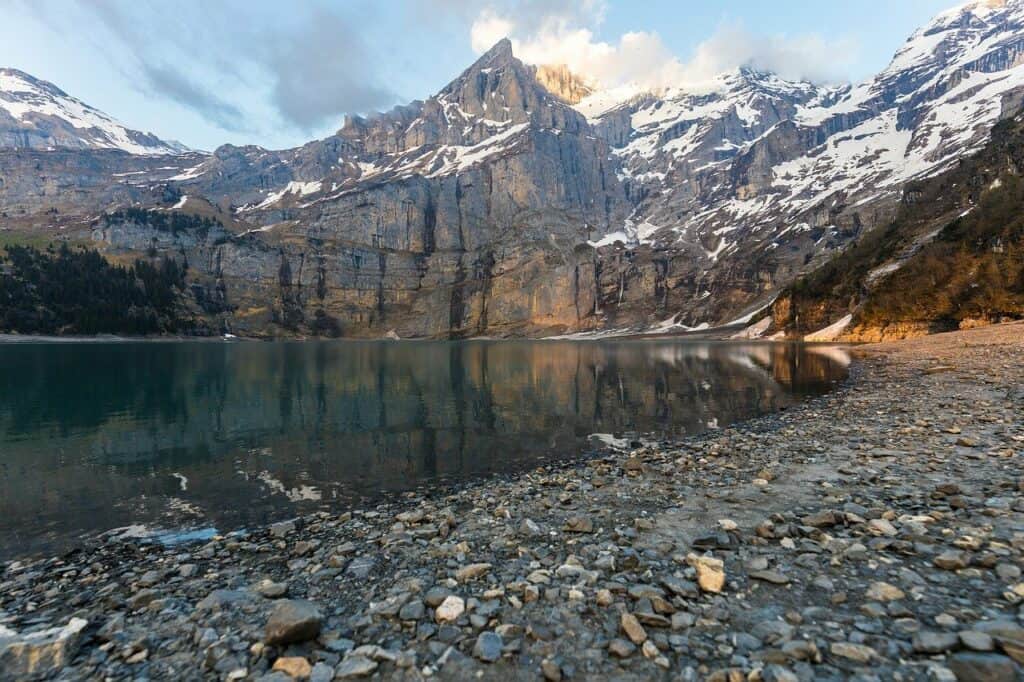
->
[0, 68, 187, 155]
[566, 0, 1024, 329]
[766, 112, 1024, 342]
[2, 0, 1024, 338]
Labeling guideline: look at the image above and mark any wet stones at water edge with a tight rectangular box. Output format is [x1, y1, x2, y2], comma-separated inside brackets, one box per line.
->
[0, 323, 1023, 679]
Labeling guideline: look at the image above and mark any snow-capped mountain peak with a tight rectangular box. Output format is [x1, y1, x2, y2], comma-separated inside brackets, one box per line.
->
[0, 68, 187, 155]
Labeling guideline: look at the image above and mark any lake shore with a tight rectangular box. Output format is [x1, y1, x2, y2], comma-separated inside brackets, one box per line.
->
[2, 321, 1023, 681]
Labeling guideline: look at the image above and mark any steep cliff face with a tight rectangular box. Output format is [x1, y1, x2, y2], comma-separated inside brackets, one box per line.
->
[85, 42, 631, 338]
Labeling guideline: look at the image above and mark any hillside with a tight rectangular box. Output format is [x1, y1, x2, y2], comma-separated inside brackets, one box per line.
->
[769, 115, 1024, 341]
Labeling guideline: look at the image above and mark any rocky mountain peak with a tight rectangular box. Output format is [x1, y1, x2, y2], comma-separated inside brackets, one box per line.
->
[476, 37, 515, 67]
[0, 67, 187, 155]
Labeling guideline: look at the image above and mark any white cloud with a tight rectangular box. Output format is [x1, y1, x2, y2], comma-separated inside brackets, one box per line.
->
[469, 7, 858, 91]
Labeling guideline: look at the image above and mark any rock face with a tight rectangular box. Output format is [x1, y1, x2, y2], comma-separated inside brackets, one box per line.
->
[5, 2, 1024, 337]
[0, 617, 87, 677]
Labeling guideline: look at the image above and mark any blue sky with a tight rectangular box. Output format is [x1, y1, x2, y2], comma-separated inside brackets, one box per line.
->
[1, 0, 956, 151]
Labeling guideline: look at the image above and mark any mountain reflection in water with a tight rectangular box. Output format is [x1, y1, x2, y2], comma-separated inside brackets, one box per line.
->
[0, 339, 848, 558]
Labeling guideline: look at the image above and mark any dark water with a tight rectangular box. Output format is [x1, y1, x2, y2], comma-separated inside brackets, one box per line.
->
[0, 339, 849, 559]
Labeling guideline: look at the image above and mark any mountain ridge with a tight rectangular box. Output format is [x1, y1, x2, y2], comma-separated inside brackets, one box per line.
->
[2, 0, 1024, 338]
[0, 68, 187, 155]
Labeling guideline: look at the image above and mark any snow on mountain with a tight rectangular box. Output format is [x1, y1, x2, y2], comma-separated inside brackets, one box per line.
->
[0, 68, 187, 155]
[576, 0, 1024, 265]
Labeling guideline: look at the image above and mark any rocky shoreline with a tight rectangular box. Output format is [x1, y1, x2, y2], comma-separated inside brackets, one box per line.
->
[2, 322, 1023, 681]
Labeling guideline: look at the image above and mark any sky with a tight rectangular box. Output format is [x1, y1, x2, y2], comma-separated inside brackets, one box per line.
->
[0, 0, 957, 151]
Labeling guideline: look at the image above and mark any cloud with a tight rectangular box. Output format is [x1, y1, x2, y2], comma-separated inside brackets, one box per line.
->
[468, 5, 857, 91]
[264, 9, 397, 130]
[27, 0, 398, 137]
[139, 64, 247, 132]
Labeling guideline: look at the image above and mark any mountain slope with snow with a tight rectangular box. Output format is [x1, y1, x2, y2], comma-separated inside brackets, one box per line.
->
[0, 68, 187, 155]
[5, 0, 1024, 339]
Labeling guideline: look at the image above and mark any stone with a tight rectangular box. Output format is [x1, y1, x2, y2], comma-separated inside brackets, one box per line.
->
[564, 516, 594, 533]
[345, 556, 376, 579]
[865, 581, 904, 602]
[608, 639, 636, 658]
[0, 618, 87, 677]
[802, 510, 839, 527]
[866, 519, 898, 536]
[435, 595, 465, 623]
[472, 632, 503, 662]
[686, 553, 726, 593]
[913, 631, 960, 654]
[749, 570, 790, 585]
[335, 655, 378, 678]
[934, 550, 971, 571]
[620, 613, 647, 645]
[961, 631, 996, 652]
[264, 600, 323, 645]
[541, 658, 562, 680]
[399, 600, 425, 621]
[273, 656, 312, 678]
[255, 579, 289, 599]
[830, 642, 876, 663]
[310, 662, 335, 682]
[948, 653, 1018, 682]
[270, 520, 296, 538]
[455, 563, 492, 581]
[518, 518, 543, 537]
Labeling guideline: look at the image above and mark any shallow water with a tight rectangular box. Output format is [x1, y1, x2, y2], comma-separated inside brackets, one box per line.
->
[0, 339, 848, 559]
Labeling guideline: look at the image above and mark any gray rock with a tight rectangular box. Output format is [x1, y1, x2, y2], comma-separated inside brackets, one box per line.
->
[264, 600, 323, 645]
[472, 632, 503, 662]
[335, 655, 378, 678]
[948, 652, 1019, 682]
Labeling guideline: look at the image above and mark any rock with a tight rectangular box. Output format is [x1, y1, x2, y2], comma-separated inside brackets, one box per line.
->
[335, 655, 378, 678]
[866, 581, 905, 602]
[273, 656, 312, 678]
[345, 556, 376, 579]
[518, 518, 543, 537]
[913, 631, 960, 654]
[830, 642, 876, 663]
[270, 520, 296, 538]
[264, 600, 323, 645]
[564, 516, 594, 533]
[455, 563, 492, 581]
[802, 510, 839, 527]
[866, 519, 898, 536]
[934, 550, 971, 571]
[948, 652, 1019, 682]
[472, 632, 503, 662]
[749, 570, 791, 585]
[541, 658, 562, 680]
[255, 579, 289, 599]
[608, 638, 636, 658]
[399, 600, 425, 621]
[686, 553, 725, 593]
[620, 613, 647, 645]
[310, 662, 335, 682]
[435, 595, 465, 623]
[0, 618, 87, 677]
[961, 631, 996, 652]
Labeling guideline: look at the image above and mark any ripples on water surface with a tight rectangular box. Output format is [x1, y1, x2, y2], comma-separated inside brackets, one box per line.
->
[0, 339, 849, 558]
